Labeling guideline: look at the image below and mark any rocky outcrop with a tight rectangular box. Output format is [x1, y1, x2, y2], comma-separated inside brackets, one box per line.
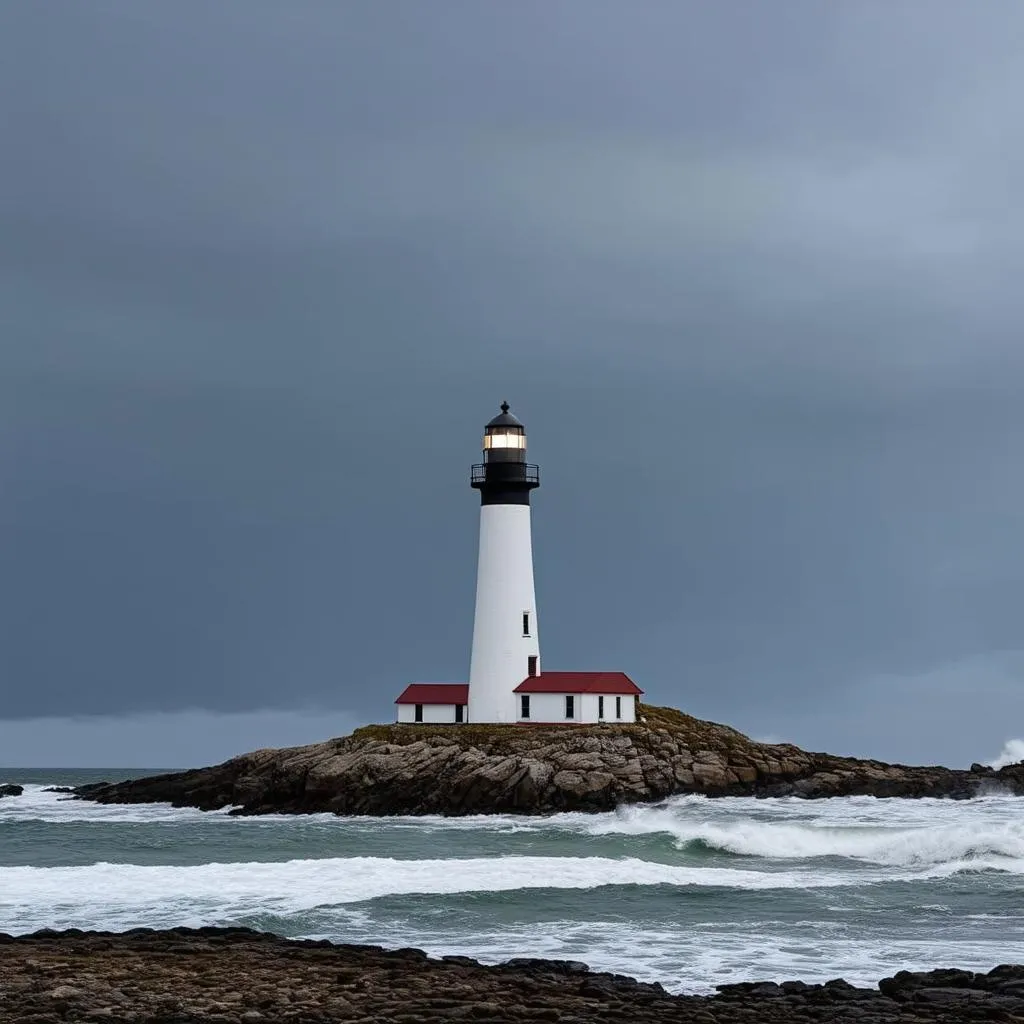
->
[0, 926, 1021, 1023]
[74, 704, 1024, 816]
[0, 783, 23, 798]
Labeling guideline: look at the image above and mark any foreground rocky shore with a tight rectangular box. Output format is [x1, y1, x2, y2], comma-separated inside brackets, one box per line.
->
[73, 704, 1023, 816]
[1, 927, 1022, 1023]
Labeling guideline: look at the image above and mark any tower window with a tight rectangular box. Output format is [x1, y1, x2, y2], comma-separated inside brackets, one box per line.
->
[414, 704, 423, 723]
[615, 696, 622, 719]
[522, 612, 530, 636]
[520, 695, 530, 719]
[598, 695, 605, 720]
[565, 695, 574, 719]
[527, 655, 538, 677]
[455, 704, 464, 723]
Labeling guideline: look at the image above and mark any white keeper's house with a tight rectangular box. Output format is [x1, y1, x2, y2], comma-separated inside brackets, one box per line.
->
[394, 403, 643, 726]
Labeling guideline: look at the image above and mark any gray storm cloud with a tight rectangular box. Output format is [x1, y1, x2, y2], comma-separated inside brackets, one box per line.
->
[1, 2, 1024, 766]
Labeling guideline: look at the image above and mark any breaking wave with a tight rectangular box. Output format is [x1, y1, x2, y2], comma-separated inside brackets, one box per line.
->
[0, 853, 852, 924]
[0, 785, 243, 824]
[5, 778, 1024, 991]
[3, 849, 1019, 936]
[581, 806, 1024, 868]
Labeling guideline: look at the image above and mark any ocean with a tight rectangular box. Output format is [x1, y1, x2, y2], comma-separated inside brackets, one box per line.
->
[2, 770, 1023, 994]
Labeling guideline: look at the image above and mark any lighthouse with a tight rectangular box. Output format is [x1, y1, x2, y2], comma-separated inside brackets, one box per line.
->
[467, 402, 541, 723]
[393, 403, 643, 726]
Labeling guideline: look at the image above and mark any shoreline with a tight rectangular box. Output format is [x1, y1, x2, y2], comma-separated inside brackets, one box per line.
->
[1, 927, 1021, 1023]
[68, 705, 1024, 818]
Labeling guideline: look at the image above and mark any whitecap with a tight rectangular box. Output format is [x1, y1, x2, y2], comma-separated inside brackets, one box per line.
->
[0, 852, 882, 934]
[583, 811, 1024, 868]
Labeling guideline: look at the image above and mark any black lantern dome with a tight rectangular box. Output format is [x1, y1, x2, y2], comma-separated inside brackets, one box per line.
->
[471, 402, 540, 505]
[486, 401, 523, 429]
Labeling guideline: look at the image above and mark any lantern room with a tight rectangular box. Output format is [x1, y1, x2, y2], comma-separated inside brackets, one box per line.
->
[482, 401, 526, 461]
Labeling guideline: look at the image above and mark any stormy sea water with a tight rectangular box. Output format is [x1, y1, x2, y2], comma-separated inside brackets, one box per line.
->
[2, 770, 1024, 994]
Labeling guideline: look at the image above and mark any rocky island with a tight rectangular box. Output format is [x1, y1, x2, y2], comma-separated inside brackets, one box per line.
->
[2, 927, 1023, 1023]
[75, 704, 1024, 815]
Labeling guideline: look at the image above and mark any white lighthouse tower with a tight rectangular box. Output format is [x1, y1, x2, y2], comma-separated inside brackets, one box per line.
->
[467, 402, 541, 723]
[393, 403, 643, 726]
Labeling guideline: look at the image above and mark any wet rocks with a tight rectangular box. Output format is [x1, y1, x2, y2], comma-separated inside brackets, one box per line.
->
[0, 927, 1021, 1023]
[73, 704, 1024, 817]
[0, 783, 23, 797]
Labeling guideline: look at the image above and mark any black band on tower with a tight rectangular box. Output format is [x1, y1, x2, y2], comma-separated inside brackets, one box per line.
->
[471, 461, 540, 505]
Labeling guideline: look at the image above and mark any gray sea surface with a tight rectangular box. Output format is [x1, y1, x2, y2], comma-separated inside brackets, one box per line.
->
[2, 769, 1023, 993]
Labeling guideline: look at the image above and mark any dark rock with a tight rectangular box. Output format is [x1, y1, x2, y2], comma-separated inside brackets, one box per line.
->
[780, 980, 811, 994]
[993, 980, 1024, 996]
[441, 955, 480, 968]
[0, 783, 23, 798]
[384, 946, 429, 961]
[0, 927, 1015, 1023]
[986, 964, 1024, 989]
[503, 957, 591, 975]
[748, 982, 784, 998]
[42, 786, 75, 794]
[913, 987, 988, 1003]
[824, 978, 858, 989]
[578, 978, 618, 1001]
[880, 968, 979, 1001]
[716, 981, 784, 998]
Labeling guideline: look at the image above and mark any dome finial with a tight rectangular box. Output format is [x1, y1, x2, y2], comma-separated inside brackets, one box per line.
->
[485, 403, 523, 429]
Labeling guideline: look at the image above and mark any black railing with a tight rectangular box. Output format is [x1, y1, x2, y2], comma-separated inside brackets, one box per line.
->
[471, 463, 540, 486]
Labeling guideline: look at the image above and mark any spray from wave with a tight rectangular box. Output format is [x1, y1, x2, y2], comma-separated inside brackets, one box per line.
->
[988, 739, 1024, 770]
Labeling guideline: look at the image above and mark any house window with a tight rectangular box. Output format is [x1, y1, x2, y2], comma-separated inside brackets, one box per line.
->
[598, 695, 605, 720]
[527, 655, 538, 677]
[565, 695, 574, 719]
[455, 704, 464, 723]
[414, 704, 423, 723]
[615, 696, 622, 719]
[520, 695, 530, 719]
[522, 612, 530, 636]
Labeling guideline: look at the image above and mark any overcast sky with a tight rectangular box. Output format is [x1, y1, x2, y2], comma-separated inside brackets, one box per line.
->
[2, 2, 1024, 768]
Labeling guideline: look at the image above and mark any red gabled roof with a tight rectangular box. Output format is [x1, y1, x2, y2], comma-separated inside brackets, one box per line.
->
[513, 672, 643, 695]
[395, 683, 469, 705]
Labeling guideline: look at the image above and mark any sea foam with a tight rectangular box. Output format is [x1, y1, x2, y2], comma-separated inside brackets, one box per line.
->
[5, 785, 1024, 992]
[4, 843, 1016, 938]
[581, 807, 1024, 867]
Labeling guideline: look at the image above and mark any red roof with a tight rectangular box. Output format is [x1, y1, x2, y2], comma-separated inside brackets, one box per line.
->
[513, 672, 643, 695]
[395, 683, 469, 705]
